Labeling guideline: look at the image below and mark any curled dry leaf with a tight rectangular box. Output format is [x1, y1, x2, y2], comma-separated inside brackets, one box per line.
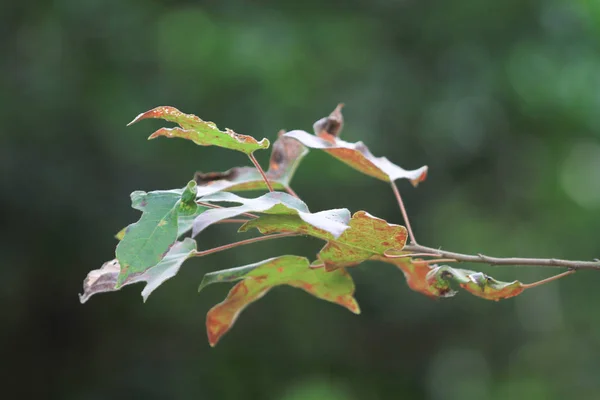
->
[427, 266, 525, 301]
[192, 191, 350, 238]
[372, 255, 457, 298]
[240, 210, 408, 271]
[198, 255, 360, 346]
[313, 103, 344, 137]
[80, 239, 197, 303]
[128, 106, 270, 154]
[193, 132, 308, 196]
[375, 255, 526, 301]
[283, 105, 427, 186]
[116, 181, 206, 285]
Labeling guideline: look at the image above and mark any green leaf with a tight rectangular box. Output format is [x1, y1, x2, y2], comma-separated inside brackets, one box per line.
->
[193, 191, 350, 238]
[194, 132, 308, 196]
[80, 238, 197, 303]
[198, 255, 360, 346]
[283, 105, 428, 186]
[241, 211, 408, 270]
[116, 181, 207, 284]
[128, 106, 269, 154]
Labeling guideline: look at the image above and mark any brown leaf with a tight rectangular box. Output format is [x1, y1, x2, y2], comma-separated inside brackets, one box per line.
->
[313, 103, 344, 138]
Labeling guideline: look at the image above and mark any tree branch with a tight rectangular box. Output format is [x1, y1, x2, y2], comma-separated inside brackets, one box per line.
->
[402, 243, 600, 271]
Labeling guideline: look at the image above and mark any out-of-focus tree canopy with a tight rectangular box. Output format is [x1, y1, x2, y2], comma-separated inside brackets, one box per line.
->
[2, 1, 600, 399]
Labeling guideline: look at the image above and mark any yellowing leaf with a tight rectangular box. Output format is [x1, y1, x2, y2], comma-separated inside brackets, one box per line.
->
[241, 211, 408, 271]
[283, 105, 427, 186]
[128, 106, 269, 154]
[198, 255, 360, 346]
[194, 133, 308, 196]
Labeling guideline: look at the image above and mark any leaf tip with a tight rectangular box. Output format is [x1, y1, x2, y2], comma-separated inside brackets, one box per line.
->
[337, 295, 361, 314]
[257, 138, 270, 149]
[410, 166, 429, 187]
[78, 293, 88, 304]
[126, 112, 145, 126]
[206, 309, 229, 347]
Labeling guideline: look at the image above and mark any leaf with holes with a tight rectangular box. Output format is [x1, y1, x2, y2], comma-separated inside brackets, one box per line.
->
[80, 238, 197, 303]
[194, 132, 308, 196]
[240, 210, 407, 271]
[128, 106, 270, 154]
[116, 181, 207, 285]
[193, 191, 350, 238]
[198, 255, 360, 346]
[283, 104, 427, 186]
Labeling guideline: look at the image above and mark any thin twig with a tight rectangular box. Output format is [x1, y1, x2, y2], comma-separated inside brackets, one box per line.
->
[423, 258, 458, 265]
[521, 269, 576, 289]
[248, 153, 274, 192]
[285, 186, 300, 198]
[390, 181, 417, 244]
[403, 243, 600, 271]
[193, 233, 297, 257]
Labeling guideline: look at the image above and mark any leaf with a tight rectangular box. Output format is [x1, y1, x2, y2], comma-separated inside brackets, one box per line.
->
[193, 191, 350, 238]
[427, 266, 525, 301]
[193, 132, 308, 196]
[372, 255, 457, 298]
[80, 238, 197, 303]
[283, 105, 428, 186]
[313, 103, 344, 137]
[375, 255, 526, 301]
[198, 255, 360, 346]
[128, 106, 269, 154]
[240, 211, 408, 271]
[116, 181, 207, 285]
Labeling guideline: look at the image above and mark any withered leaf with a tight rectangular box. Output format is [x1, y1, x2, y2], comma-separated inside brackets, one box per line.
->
[193, 133, 308, 197]
[283, 105, 428, 186]
[80, 239, 197, 303]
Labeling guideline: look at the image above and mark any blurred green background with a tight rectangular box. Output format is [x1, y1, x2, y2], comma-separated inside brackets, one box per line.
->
[3, 0, 600, 399]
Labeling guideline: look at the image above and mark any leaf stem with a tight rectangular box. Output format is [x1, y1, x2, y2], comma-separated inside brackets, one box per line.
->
[193, 232, 297, 257]
[248, 153, 274, 192]
[197, 201, 259, 219]
[285, 186, 300, 198]
[390, 181, 417, 244]
[521, 269, 576, 289]
[214, 219, 251, 224]
[402, 243, 600, 271]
